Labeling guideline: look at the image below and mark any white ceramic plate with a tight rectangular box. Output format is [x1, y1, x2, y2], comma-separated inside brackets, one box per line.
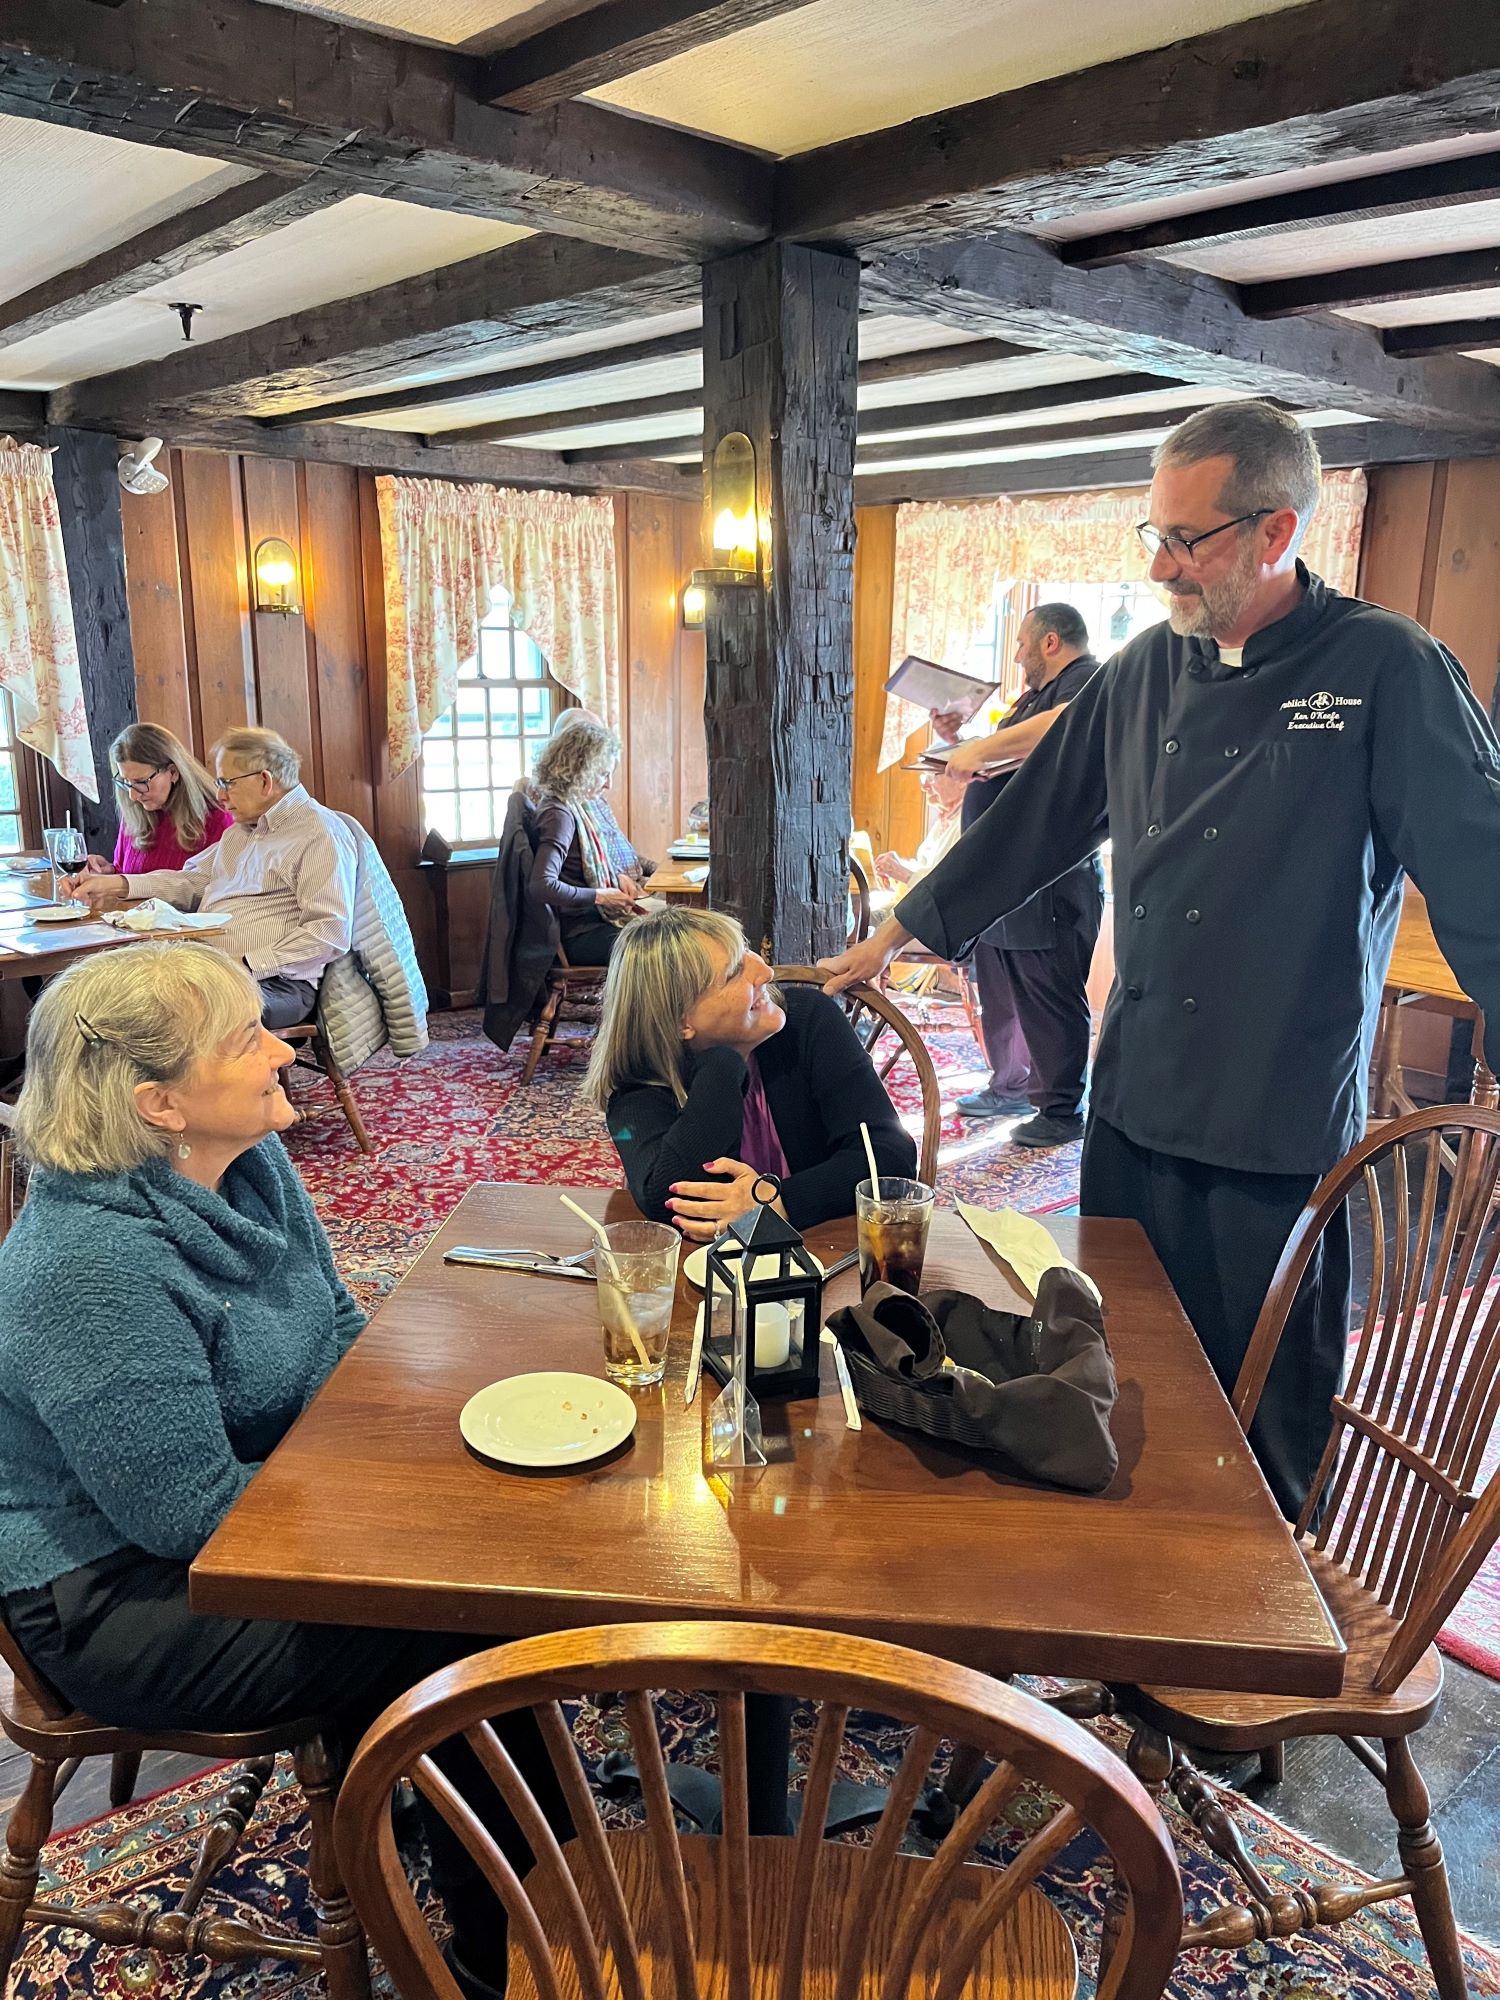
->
[30, 904, 89, 924]
[459, 1371, 637, 1470]
[683, 1245, 826, 1290]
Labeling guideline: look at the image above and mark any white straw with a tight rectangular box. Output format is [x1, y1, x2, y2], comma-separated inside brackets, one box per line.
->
[558, 1194, 650, 1368]
[860, 1120, 882, 1203]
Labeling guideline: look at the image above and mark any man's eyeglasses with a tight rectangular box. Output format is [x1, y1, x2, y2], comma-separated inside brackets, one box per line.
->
[214, 769, 269, 794]
[1135, 510, 1272, 564]
[112, 765, 166, 796]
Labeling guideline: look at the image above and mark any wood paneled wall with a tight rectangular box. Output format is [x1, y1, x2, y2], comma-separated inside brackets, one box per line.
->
[851, 504, 923, 859]
[118, 451, 715, 997]
[1359, 459, 1500, 713]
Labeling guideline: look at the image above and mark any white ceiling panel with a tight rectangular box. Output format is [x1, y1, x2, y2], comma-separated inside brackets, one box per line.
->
[253, 0, 590, 51]
[1171, 200, 1500, 284]
[857, 352, 1122, 411]
[421, 409, 702, 451]
[1039, 133, 1500, 243]
[1340, 289, 1500, 329]
[865, 382, 1242, 444]
[861, 406, 1366, 474]
[0, 114, 253, 304]
[416, 351, 701, 432]
[593, 0, 1312, 156]
[0, 198, 529, 390]
[856, 317, 983, 359]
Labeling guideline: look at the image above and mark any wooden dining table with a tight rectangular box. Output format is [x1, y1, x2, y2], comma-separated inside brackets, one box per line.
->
[192, 1184, 1344, 1708]
[1375, 885, 1495, 1116]
[0, 861, 209, 981]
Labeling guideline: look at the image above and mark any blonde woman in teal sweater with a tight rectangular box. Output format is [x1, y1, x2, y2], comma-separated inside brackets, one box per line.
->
[0, 942, 567, 2000]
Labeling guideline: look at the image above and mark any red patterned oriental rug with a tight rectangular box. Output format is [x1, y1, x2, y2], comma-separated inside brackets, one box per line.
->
[10, 1701, 1500, 1999]
[281, 1006, 1500, 1680]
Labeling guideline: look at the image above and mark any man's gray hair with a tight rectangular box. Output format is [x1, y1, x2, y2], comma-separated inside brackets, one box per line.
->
[1153, 402, 1322, 547]
[214, 725, 301, 789]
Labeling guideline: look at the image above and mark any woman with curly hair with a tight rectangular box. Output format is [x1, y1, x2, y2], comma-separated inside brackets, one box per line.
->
[527, 714, 652, 967]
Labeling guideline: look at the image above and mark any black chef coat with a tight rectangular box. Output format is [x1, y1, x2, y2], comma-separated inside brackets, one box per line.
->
[960, 650, 1104, 952]
[898, 565, 1500, 1178]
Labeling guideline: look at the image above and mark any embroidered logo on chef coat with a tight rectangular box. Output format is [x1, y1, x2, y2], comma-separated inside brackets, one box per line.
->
[1281, 692, 1363, 732]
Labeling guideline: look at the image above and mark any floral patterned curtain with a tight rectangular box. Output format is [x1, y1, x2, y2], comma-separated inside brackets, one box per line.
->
[377, 476, 620, 776]
[0, 438, 96, 800]
[879, 469, 1368, 771]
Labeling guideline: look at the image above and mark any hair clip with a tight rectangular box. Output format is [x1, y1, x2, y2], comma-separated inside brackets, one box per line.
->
[75, 1012, 107, 1046]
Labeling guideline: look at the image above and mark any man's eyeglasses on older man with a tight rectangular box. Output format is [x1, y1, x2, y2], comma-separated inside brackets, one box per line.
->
[1134, 509, 1273, 565]
[214, 769, 269, 794]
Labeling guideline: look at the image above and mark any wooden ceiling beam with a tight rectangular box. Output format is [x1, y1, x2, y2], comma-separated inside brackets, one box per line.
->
[260, 325, 706, 430]
[852, 399, 1219, 468]
[1243, 248, 1500, 319]
[0, 0, 770, 259]
[1383, 318, 1500, 358]
[860, 230, 1500, 434]
[482, 0, 817, 112]
[271, 331, 1036, 432]
[0, 390, 47, 438]
[442, 350, 1111, 446]
[47, 401, 693, 495]
[51, 239, 701, 425]
[563, 433, 703, 463]
[852, 420, 1497, 504]
[776, 0, 1500, 249]
[1060, 152, 1500, 269]
[0, 173, 346, 348]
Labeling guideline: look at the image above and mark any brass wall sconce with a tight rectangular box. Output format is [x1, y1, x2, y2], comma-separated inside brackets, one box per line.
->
[253, 536, 301, 615]
[681, 581, 706, 628]
[691, 431, 766, 596]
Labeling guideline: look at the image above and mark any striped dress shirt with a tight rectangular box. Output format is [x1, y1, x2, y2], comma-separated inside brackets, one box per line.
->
[131, 784, 358, 985]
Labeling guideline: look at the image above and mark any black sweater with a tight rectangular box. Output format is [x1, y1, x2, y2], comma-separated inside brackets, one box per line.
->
[607, 986, 918, 1229]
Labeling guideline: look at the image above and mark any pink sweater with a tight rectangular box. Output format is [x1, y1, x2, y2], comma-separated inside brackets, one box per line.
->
[113, 805, 234, 876]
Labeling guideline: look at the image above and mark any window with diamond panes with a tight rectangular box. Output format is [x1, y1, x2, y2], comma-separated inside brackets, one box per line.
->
[419, 590, 569, 846]
[0, 693, 24, 854]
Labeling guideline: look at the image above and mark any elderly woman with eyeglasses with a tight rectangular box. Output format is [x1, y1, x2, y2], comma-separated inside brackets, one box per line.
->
[0, 942, 572, 1999]
[79, 722, 233, 877]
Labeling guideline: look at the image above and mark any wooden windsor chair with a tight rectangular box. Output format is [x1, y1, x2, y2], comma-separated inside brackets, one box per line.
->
[1097, 1103, 1500, 2000]
[333, 1620, 1182, 2000]
[0, 1609, 370, 1996]
[521, 942, 607, 1086]
[281, 1016, 376, 1154]
[772, 967, 941, 1184]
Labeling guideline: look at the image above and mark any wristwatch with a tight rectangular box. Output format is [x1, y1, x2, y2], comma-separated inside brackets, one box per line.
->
[750, 1172, 783, 1208]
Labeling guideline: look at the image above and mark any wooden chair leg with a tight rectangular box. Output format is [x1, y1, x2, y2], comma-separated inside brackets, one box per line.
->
[0, 1756, 59, 1988]
[179, 1757, 276, 1916]
[314, 1035, 375, 1156]
[292, 1736, 371, 2000]
[1385, 1736, 1468, 2000]
[521, 984, 563, 1086]
[1099, 1723, 1174, 1978]
[1258, 1741, 1286, 1785]
[109, 1750, 143, 1808]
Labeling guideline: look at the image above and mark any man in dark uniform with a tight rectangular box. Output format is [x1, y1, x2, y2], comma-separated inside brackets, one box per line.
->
[939, 604, 1104, 1147]
[820, 401, 1500, 1520]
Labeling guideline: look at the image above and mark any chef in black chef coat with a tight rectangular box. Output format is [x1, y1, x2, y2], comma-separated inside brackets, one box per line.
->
[939, 604, 1104, 1148]
[821, 401, 1500, 1519]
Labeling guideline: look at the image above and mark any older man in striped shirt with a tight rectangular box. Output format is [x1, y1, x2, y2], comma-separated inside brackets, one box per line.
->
[76, 727, 357, 1030]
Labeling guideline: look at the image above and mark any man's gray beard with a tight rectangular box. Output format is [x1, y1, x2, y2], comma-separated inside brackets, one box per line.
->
[1165, 547, 1260, 641]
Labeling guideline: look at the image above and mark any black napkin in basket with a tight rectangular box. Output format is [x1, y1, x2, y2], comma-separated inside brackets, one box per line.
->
[825, 1266, 1118, 1492]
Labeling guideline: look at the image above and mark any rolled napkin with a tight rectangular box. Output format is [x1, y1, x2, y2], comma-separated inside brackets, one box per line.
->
[101, 900, 230, 934]
[825, 1269, 1118, 1492]
[956, 1199, 1102, 1307]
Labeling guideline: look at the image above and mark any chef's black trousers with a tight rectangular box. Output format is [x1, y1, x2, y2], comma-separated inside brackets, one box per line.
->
[1080, 1116, 1348, 1522]
[973, 882, 1102, 1118]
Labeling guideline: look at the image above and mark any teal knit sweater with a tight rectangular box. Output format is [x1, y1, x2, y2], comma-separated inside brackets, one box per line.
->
[0, 1137, 364, 1594]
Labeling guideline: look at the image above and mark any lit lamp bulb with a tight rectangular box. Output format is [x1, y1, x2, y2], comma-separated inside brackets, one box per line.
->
[253, 537, 301, 614]
[681, 582, 706, 628]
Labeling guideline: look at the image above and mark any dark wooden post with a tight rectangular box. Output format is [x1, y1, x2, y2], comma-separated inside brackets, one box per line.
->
[50, 428, 136, 852]
[701, 242, 859, 963]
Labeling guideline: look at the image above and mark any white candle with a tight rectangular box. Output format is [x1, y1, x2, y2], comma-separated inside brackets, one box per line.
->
[754, 1301, 792, 1370]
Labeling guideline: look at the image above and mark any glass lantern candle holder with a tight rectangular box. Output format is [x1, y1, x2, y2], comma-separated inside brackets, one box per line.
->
[704, 1203, 824, 1403]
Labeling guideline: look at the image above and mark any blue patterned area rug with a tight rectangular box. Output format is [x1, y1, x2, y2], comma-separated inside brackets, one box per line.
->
[12, 1698, 1499, 1998]
[286, 1004, 1079, 1316]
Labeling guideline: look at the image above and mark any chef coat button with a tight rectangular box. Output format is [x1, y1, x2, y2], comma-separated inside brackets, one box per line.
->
[1126, 984, 1142, 1000]
[1132, 904, 1146, 919]
[1182, 997, 1198, 1013]
[1185, 908, 1201, 924]
[1164, 738, 1180, 754]
[1203, 825, 1218, 841]
[1224, 744, 1240, 758]
[1146, 823, 1160, 838]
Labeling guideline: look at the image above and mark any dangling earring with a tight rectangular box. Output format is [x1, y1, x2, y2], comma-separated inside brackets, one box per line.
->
[177, 1141, 192, 1160]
